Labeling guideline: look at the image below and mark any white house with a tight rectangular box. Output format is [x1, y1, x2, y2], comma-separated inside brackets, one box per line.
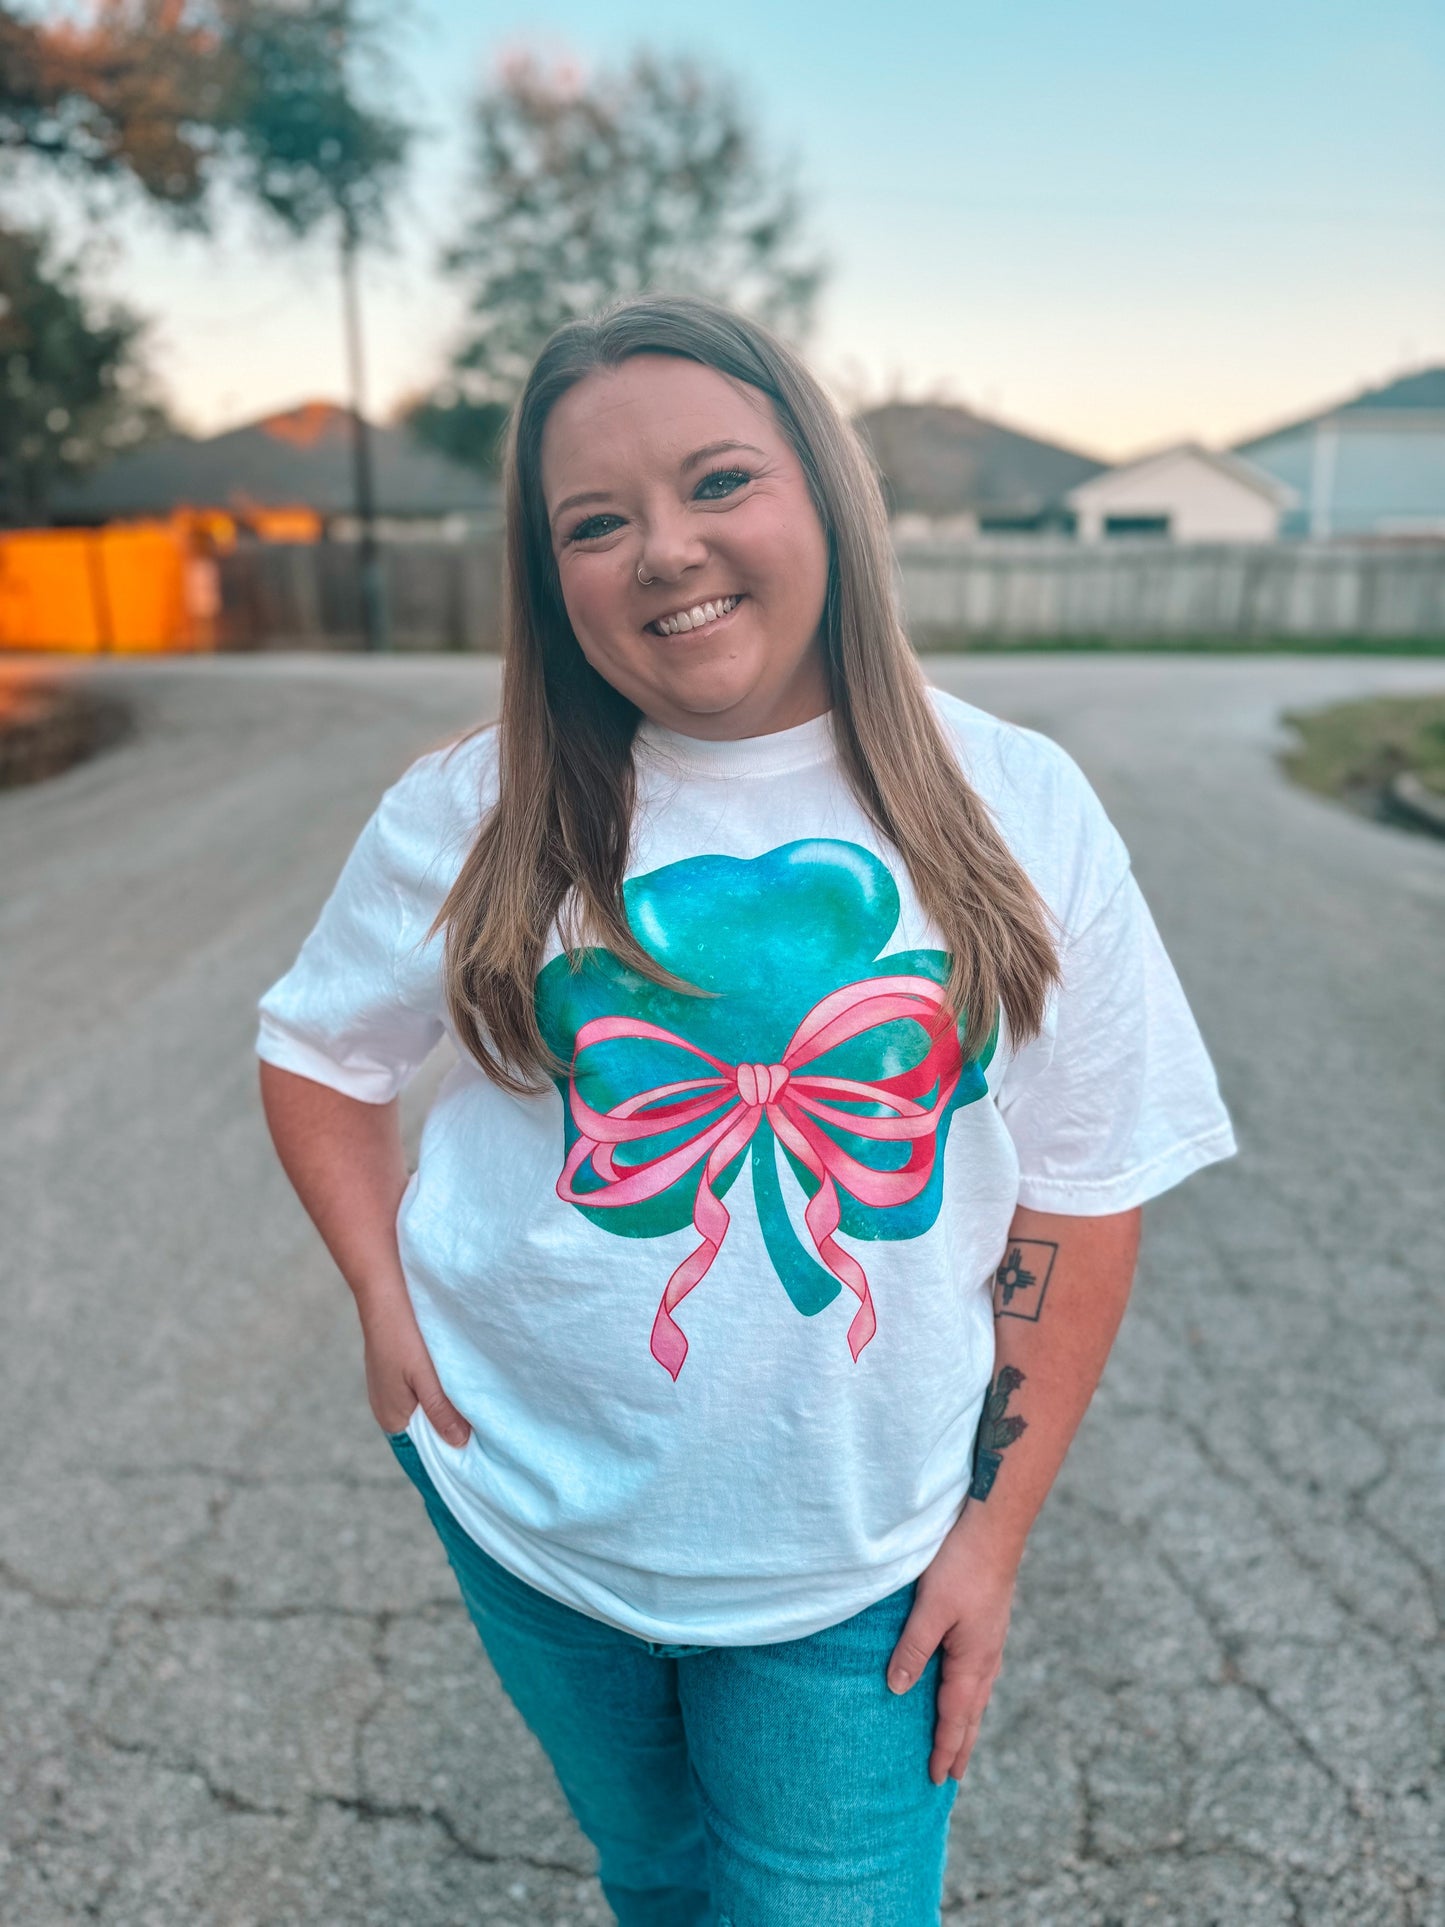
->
[1065, 443, 1295, 543]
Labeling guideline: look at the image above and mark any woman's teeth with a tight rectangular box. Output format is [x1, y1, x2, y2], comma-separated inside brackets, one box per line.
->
[652, 595, 740, 636]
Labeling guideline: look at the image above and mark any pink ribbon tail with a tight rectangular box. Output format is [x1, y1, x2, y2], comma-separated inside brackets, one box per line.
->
[648, 1105, 758, 1379]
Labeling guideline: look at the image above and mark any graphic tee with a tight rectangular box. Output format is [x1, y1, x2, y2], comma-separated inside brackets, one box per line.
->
[256, 692, 1236, 1644]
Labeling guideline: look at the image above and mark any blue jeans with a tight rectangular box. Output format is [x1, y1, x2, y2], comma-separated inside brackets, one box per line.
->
[387, 1432, 955, 1926]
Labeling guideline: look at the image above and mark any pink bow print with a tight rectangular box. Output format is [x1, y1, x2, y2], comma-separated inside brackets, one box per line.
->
[556, 975, 964, 1377]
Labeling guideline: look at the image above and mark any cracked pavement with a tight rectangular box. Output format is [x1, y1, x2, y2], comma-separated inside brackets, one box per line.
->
[2, 652, 1441, 1927]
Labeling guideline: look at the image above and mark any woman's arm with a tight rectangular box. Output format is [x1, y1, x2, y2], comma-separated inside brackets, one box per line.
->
[258, 1060, 470, 1445]
[886, 1202, 1141, 1785]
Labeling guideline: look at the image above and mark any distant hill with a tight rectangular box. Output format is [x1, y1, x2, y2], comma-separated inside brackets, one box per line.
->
[854, 401, 1106, 527]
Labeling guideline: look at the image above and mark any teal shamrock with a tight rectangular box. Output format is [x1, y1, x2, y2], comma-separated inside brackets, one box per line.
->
[535, 839, 995, 1372]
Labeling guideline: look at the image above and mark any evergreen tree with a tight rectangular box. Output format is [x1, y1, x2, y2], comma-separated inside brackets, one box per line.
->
[0, 226, 167, 525]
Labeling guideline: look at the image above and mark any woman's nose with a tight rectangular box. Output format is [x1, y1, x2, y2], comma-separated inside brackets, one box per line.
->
[636, 507, 709, 585]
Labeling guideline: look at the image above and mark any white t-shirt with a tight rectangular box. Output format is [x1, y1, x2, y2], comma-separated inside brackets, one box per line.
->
[256, 691, 1235, 1644]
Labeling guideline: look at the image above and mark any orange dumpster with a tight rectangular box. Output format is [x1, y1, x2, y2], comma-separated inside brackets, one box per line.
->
[0, 520, 219, 654]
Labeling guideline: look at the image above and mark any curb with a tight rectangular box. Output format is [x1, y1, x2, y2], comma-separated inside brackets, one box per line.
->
[1390, 771, 1445, 837]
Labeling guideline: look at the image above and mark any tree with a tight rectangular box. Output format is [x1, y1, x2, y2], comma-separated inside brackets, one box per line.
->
[400, 390, 511, 479]
[0, 224, 169, 524]
[0, 0, 408, 239]
[0, 0, 407, 569]
[437, 48, 827, 420]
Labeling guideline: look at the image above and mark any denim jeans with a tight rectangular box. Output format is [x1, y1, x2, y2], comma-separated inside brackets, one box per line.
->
[387, 1431, 955, 1926]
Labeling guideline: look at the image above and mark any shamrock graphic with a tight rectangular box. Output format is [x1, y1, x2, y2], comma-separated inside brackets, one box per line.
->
[535, 839, 995, 1376]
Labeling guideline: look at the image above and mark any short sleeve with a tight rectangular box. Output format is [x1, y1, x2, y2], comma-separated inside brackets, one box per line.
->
[997, 869, 1237, 1214]
[255, 744, 485, 1103]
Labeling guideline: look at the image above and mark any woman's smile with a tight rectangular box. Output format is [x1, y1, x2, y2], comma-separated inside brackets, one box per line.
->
[646, 594, 745, 639]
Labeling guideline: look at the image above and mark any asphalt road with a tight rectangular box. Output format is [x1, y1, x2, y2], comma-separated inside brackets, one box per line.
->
[2, 652, 1442, 1927]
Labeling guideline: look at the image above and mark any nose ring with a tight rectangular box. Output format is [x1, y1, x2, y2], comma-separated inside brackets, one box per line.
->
[637, 561, 655, 587]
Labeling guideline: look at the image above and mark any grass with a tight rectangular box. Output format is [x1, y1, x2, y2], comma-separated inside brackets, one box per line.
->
[914, 631, 1445, 656]
[1281, 693, 1445, 817]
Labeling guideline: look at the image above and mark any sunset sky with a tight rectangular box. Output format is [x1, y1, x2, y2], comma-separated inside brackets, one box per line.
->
[22, 0, 1445, 460]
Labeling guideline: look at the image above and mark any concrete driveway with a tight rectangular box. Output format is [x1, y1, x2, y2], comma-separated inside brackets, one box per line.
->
[2, 652, 1441, 1926]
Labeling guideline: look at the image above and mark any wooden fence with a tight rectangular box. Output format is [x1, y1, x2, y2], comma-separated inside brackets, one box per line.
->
[216, 527, 505, 652]
[895, 538, 1445, 641]
[213, 530, 1445, 651]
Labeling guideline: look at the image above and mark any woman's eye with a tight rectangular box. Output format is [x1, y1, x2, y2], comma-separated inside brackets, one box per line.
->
[694, 468, 752, 501]
[569, 513, 624, 543]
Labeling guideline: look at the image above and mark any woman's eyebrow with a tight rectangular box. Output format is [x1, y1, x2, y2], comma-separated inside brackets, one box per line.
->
[549, 441, 768, 530]
[680, 438, 767, 472]
[550, 487, 614, 527]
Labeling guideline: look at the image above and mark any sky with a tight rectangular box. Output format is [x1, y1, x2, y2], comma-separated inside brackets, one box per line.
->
[20, 0, 1445, 459]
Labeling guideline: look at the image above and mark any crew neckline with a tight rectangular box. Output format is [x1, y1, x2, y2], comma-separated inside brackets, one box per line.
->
[635, 708, 837, 779]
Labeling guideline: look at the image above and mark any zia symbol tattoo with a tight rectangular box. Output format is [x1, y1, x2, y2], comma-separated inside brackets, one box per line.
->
[992, 1238, 1058, 1323]
[969, 1364, 1029, 1501]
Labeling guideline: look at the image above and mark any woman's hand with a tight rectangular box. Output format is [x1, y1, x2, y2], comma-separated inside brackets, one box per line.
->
[886, 1513, 1018, 1786]
[360, 1285, 471, 1447]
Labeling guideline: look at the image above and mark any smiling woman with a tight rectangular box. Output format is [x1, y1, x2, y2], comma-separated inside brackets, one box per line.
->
[446, 299, 1068, 1094]
[255, 294, 1236, 1926]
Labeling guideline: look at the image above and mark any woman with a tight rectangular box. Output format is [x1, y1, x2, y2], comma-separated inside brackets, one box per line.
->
[257, 294, 1235, 1926]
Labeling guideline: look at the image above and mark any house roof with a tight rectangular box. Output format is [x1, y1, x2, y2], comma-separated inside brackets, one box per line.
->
[1338, 367, 1445, 413]
[1066, 441, 1295, 508]
[48, 401, 497, 522]
[1235, 365, 1445, 452]
[853, 401, 1105, 518]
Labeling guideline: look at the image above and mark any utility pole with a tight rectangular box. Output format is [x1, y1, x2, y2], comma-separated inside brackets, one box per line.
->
[340, 200, 389, 651]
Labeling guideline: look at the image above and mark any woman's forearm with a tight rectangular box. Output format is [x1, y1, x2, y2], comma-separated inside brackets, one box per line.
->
[258, 1060, 470, 1441]
[958, 1202, 1141, 1566]
[257, 1060, 412, 1317]
[886, 1202, 1142, 1780]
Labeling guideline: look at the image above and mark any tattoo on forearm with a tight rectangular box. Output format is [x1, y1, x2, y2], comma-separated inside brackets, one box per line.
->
[992, 1239, 1058, 1322]
[969, 1365, 1029, 1501]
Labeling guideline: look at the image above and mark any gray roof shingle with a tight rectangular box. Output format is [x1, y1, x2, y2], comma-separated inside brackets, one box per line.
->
[1236, 365, 1445, 451]
[853, 402, 1105, 519]
[48, 401, 496, 522]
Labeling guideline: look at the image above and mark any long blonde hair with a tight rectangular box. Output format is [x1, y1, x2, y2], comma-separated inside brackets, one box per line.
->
[434, 294, 1059, 1094]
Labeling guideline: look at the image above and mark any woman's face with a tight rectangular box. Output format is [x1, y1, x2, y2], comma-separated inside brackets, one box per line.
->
[540, 354, 832, 739]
